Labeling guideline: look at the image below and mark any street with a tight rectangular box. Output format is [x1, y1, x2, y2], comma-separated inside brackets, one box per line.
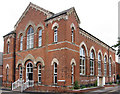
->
[1, 86, 120, 94]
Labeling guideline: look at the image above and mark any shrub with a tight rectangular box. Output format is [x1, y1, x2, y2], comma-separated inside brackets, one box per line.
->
[74, 81, 79, 89]
[109, 82, 112, 85]
[81, 85, 86, 89]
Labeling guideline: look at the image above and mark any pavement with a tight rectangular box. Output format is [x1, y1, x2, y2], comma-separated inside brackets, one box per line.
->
[1, 85, 120, 94]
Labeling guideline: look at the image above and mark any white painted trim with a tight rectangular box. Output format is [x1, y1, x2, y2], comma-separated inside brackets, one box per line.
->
[6, 38, 10, 44]
[104, 52, 108, 61]
[51, 58, 59, 65]
[89, 46, 96, 58]
[70, 23, 76, 31]
[35, 57, 45, 67]
[6, 64, 9, 69]
[98, 50, 103, 60]
[70, 58, 76, 66]
[52, 22, 59, 30]
[79, 41, 88, 56]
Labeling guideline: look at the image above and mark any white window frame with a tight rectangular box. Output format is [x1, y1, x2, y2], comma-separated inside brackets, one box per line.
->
[109, 58, 112, 77]
[71, 63, 74, 84]
[98, 54, 101, 76]
[19, 66, 22, 79]
[54, 28, 57, 43]
[71, 28, 74, 43]
[27, 27, 34, 49]
[80, 47, 85, 75]
[90, 51, 94, 75]
[20, 36, 23, 51]
[6, 67, 9, 82]
[104, 56, 107, 76]
[7, 42, 10, 53]
[26, 62, 33, 81]
[54, 63, 57, 84]
[38, 65, 41, 83]
[38, 29, 42, 47]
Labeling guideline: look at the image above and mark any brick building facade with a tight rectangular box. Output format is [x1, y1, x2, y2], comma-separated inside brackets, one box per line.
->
[0, 52, 3, 86]
[3, 2, 117, 91]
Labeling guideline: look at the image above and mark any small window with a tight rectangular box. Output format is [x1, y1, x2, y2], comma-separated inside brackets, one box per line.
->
[54, 27, 57, 43]
[19, 66, 22, 79]
[7, 42, 10, 53]
[54, 63, 57, 84]
[71, 27, 74, 43]
[71, 63, 74, 84]
[20, 36, 23, 51]
[38, 65, 41, 83]
[38, 29, 42, 47]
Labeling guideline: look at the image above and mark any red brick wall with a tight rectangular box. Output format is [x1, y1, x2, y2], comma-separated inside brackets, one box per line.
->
[2, 4, 116, 89]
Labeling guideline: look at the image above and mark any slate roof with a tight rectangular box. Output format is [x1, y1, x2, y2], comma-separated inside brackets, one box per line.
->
[45, 7, 74, 21]
[3, 31, 15, 38]
[0, 52, 3, 65]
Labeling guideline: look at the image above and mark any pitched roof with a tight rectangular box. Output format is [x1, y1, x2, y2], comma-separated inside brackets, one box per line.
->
[3, 31, 15, 38]
[14, 2, 54, 29]
[45, 7, 80, 23]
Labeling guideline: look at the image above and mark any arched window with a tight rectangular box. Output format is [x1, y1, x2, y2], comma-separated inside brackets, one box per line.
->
[80, 47, 85, 75]
[71, 27, 74, 43]
[109, 58, 112, 77]
[6, 67, 9, 82]
[90, 51, 94, 75]
[26, 62, 33, 81]
[54, 63, 57, 84]
[27, 27, 34, 49]
[38, 29, 42, 47]
[20, 36, 23, 51]
[104, 56, 107, 76]
[54, 27, 57, 43]
[98, 53, 101, 76]
[38, 64, 41, 83]
[7, 42, 10, 53]
[71, 63, 74, 84]
[19, 66, 22, 79]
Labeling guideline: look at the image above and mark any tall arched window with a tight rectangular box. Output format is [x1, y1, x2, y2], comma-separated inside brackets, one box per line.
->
[7, 42, 10, 53]
[104, 56, 107, 76]
[109, 58, 112, 77]
[20, 36, 23, 51]
[38, 64, 41, 83]
[71, 63, 74, 84]
[71, 27, 74, 43]
[26, 62, 33, 81]
[54, 63, 57, 84]
[98, 53, 101, 76]
[38, 29, 42, 47]
[90, 51, 94, 75]
[27, 27, 34, 49]
[80, 47, 85, 75]
[6, 67, 9, 82]
[54, 27, 57, 43]
[19, 66, 22, 79]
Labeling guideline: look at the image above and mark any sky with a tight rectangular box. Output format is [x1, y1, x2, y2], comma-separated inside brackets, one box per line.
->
[0, 0, 119, 60]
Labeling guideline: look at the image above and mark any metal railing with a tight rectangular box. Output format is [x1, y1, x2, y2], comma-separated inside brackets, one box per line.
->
[12, 79, 24, 90]
[21, 80, 34, 92]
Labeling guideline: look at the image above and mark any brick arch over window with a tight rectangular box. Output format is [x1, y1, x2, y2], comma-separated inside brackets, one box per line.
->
[17, 31, 25, 38]
[52, 22, 59, 30]
[6, 38, 10, 44]
[109, 55, 113, 62]
[16, 60, 23, 68]
[104, 52, 108, 60]
[23, 54, 35, 67]
[70, 58, 76, 66]
[89, 46, 96, 58]
[35, 57, 45, 67]
[80, 42, 88, 56]
[97, 50, 103, 60]
[35, 23, 44, 33]
[24, 21, 36, 36]
[70, 23, 76, 31]
[51, 58, 59, 65]
[6, 64, 10, 69]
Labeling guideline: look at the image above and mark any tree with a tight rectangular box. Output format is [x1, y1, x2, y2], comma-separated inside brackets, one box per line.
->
[112, 40, 120, 55]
